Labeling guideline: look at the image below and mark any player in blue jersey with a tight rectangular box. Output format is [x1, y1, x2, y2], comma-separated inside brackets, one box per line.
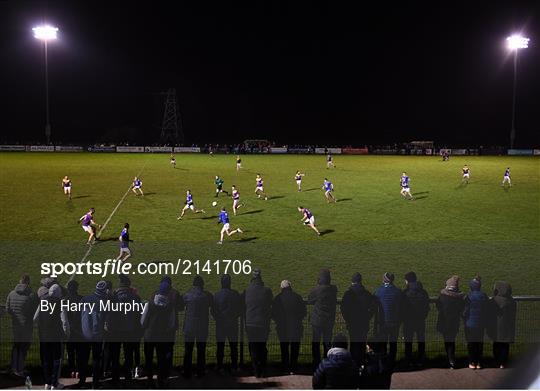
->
[298, 206, 321, 236]
[322, 178, 336, 203]
[501, 167, 512, 187]
[326, 153, 335, 169]
[231, 185, 244, 216]
[117, 223, 132, 261]
[178, 190, 206, 219]
[62, 176, 72, 199]
[400, 172, 414, 199]
[255, 174, 268, 200]
[78, 208, 101, 244]
[462, 165, 470, 184]
[170, 154, 176, 168]
[132, 176, 144, 196]
[217, 207, 243, 244]
[294, 171, 305, 191]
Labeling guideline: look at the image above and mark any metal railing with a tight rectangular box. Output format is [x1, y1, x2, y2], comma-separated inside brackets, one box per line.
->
[1, 297, 539, 367]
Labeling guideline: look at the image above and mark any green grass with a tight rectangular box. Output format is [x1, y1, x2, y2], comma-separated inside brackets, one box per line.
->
[0, 152, 539, 300]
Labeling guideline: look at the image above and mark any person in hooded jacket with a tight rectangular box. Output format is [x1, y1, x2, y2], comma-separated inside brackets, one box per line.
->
[212, 274, 242, 372]
[487, 281, 516, 368]
[312, 333, 360, 389]
[141, 280, 177, 388]
[402, 271, 430, 366]
[109, 274, 142, 385]
[182, 276, 213, 378]
[242, 268, 273, 378]
[341, 272, 376, 367]
[5, 274, 38, 377]
[65, 280, 83, 378]
[436, 275, 465, 369]
[308, 269, 338, 369]
[272, 280, 307, 374]
[463, 277, 489, 369]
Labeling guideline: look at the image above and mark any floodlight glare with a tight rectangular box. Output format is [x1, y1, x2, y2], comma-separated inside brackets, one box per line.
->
[32, 25, 58, 41]
[506, 34, 529, 50]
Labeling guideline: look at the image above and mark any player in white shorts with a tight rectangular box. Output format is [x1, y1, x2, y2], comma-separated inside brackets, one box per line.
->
[255, 174, 268, 200]
[117, 223, 132, 261]
[231, 185, 244, 216]
[236, 155, 242, 171]
[178, 190, 205, 219]
[132, 177, 144, 196]
[78, 208, 101, 244]
[400, 172, 414, 199]
[326, 153, 335, 169]
[62, 176, 72, 199]
[170, 154, 176, 168]
[462, 165, 470, 184]
[501, 167, 512, 187]
[217, 207, 243, 244]
[294, 171, 305, 191]
[298, 206, 321, 236]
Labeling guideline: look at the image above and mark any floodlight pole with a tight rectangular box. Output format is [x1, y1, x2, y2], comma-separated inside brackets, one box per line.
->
[44, 40, 51, 144]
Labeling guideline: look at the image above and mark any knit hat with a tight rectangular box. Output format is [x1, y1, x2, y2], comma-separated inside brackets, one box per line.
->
[469, 278, 481, 291]
[20, 274, 30, 285]
[161, 276, 172, 285]
[67, 280, 79, 295]
[37, 286, 49, 299]
[332, 333, 348, 349]
[193, 275, 204, 287]
[95, 280, 108, 295]
[252, 268, 261, 279]
[280, 280, 291, 289]
[119, 274, 131, 287]
[383, 272, 395, 284]
[49, 284, 62, 299]
[404, 271, 417, 283]
[351, 272, 362, 284]
[445, 275, 459, 292]
[41, 277, 56, 289]
[158, 281, 171, 295]
[221, 274, 231, 289]
[318, 269, 331, 285]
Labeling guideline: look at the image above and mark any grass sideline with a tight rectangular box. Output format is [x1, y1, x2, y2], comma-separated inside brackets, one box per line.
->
[0, 152, 539, 300]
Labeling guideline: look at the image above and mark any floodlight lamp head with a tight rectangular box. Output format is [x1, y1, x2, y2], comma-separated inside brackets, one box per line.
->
[33, 25, 59, 41]
[506, 34, 529, 50]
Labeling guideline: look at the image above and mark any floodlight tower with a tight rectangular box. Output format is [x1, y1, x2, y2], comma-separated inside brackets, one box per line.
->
[160, 88, 184, 144]
[33, 25, 58, 145]
[506, 34, 529, 149]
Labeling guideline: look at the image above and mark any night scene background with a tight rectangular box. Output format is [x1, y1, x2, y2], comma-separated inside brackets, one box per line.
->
[1, 0, 538, 147]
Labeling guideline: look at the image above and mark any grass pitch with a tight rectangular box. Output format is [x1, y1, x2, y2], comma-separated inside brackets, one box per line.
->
[0, 153, 539, 300]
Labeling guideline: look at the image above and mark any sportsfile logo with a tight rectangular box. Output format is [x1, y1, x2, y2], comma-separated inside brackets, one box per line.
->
[41, 259, 252, 278]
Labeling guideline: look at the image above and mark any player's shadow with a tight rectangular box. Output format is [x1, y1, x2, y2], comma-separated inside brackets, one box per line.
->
[237, 236, 258, 243]
[337, 198, 352, 202]
[241, 209, 263, 215]
[142, 192, 157, 196]
[268, 195, 285, 200]
[72, 195, 90, 199]
[302, 187, 320, 192]
[95, 236, 118, 243]
[319, 229, 335, 236]
[415, 191, 429, 195]
[414, 195, 428, 200]
[201, 215, 218, 220]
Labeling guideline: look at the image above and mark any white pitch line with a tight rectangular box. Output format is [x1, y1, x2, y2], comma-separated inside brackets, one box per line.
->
[68, 161, 148, 281]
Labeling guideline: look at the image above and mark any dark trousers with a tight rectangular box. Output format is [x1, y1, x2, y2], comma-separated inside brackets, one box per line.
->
[403, 321, 426, 361]
[10, 341, 30, 375]
[144, 341, 172, 385]
[465, 327, 484, 365]
[66, 341, 82, 374]
[311, 325, 333, 369]
[40, 342, 62, 387]
[348, 328, 368, 366]
[493, 342, 510, 366]
[444, 341, 456, 365]
[216, 324, 238, 370]
[110, 341, 137, 382]
[279, 342, 300, 372]
[184, 340, 207, 377]
[79, 342, 103, 388]
[246, 326, 268, 377]
[380, 324, 400, 364]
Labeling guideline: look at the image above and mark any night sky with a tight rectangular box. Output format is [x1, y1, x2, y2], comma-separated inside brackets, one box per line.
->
[1, 1, 538, 146]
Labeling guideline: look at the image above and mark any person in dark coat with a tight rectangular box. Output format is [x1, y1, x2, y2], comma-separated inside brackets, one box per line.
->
[436, 275, 465, 369]
[242, 268, 273, 378]
[373, 272, 403, 365]
[212, 274, 242, 372]
[307, 269, 338, 369]
[182, 276, 213, 378]
[158, 276, 183, 379]
[109, 274, 142, 385]
[341, 272, 376, 367]
[487, 281, 516, 368]
[312, 333, 359, 389]
[402, 271, 430, 366]
[272, 280, 307, 374]
[359, 340, 393, 389]
[65, 280, 83, 378]
[463, 277, 489, 369]
[141, 280, 178, 388]
[5, 274, 38, 377]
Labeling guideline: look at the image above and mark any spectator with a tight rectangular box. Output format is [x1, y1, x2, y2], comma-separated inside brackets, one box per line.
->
[463, 277, 488, 369]
[312, 333, 359, 389]
[65, 280, 83, 379]
[5, 274, 38, 377]
[402, 271, 430, 366]
[79, 281, 110, 389]
[35, 284, 69, 390]
[272, 280, 307, 374]
[242, 268, 273, 378]
[212, 274, 242, 373]
[360, 340, 392, 389]
[341, 272, 376, 367]
[373, 272, 403, 364]
[487, 281, 517, 368]
[436, 275, 465, 369]
[308, 269, 338, 369]
[141, 280, 177, 388]
[109, 275, 142, 385]
[160, 276, 183, 374]
[182, 276, 213, 378]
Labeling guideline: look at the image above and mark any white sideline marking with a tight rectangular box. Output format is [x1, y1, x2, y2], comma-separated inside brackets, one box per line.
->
[68, 162, 147, 281]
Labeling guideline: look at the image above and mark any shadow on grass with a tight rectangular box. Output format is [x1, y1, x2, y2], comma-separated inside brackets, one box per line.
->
[319, 229, 335, 236]
[268, 195, 285, 200]
[415, 191, 430, 195]
[236, 236, 259, 243]
[95, 236, 119, 243]
[302, 187, 320, 192]
[71, 195, 90, 199]
[414, 195, 429, 200]
[241, 209, 264, 215]
[201, 215, 218, 220]
[142, 192, 157, 196]
[337, 198, 352, 202]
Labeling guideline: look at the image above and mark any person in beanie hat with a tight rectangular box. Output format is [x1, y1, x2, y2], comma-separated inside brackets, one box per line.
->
[487, 281, 516, 368]
[463, 277, 488, 369]
[308, 269, 338, 370]
[436, 275, 465, 369]
[374, 272, 403, 365]
[272, 280, 307, 374]
[212, 274, 242, 372]
[341, 272, 376, 366]
[182, 276, 213, 378]
[402, 271, 430, 366]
